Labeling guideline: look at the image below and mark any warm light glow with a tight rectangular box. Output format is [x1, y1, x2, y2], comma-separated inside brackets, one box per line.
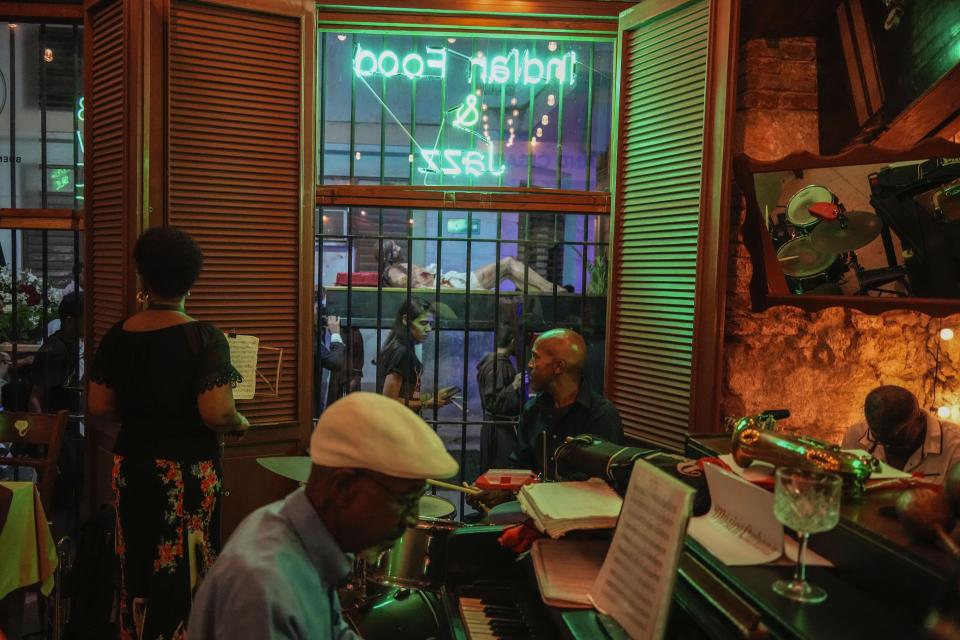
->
[475, 88, 482, 96]
[43, 48, 54, 63]
[337, 34, 347, 41]
[8, 24, 17, 29]
[942, 328, 955, 341]
[548, 41, 558, 52]
[512, 109, 519, 117]
[541, 114, 549, 126]
[360, 210, 367, 216]
[481, 103, 488, 111]
[322, 215, 330, 222]
[408, 218, 415, 224]
[536, 127, 543, 137]
[939, 406, 952, 419]
[510, 97, 518, 106]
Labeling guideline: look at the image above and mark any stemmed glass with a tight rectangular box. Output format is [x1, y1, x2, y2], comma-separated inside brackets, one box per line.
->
[772, 467, 842, 604]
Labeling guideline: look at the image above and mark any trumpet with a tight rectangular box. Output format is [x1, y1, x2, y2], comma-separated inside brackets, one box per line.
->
[729, 414, 880, 496]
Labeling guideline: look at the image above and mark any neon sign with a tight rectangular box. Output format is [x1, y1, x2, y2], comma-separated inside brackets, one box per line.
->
[353, 45, 576, 87]
[418, 145, 504, 178]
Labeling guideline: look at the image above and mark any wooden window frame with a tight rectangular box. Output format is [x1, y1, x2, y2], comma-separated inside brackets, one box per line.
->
[315, 10, 619, 218]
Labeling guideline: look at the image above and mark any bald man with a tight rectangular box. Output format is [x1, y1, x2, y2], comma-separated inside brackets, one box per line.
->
[508, 328, 623, 476]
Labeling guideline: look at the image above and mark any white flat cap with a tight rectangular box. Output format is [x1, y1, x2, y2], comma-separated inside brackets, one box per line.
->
[310, 392, 458, 480]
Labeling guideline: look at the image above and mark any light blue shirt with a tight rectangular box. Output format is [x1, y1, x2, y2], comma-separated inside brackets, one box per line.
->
[188, 488, 360, 640]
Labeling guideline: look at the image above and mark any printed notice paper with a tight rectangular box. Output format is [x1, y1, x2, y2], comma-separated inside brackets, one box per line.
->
[589, 459, 695, 640]
[687, 463, 783, 565]
[225, 334, 259, 400]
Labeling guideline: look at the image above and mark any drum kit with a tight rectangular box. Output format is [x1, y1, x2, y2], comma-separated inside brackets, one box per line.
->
[256, 456, 460, 639]
[771, 184, 886, 294]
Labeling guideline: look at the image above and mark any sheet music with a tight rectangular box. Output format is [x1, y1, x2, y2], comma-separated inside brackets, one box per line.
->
[531, 539, 608, 608]
[225, 334, 259, 400]
[589, 459, 695, 640]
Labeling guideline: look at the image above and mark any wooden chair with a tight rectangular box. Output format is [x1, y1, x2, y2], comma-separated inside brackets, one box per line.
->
[0, 410, 69, 511]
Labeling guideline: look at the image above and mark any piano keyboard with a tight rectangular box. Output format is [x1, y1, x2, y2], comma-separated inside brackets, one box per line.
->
[451, 586, 554, 640]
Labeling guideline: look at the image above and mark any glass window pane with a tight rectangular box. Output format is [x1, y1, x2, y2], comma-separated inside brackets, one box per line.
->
[319, 32, 614, 190]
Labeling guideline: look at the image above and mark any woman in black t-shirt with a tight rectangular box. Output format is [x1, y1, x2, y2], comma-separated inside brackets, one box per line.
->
[88, 228, 248, 640]
[377, 298, 455, 413]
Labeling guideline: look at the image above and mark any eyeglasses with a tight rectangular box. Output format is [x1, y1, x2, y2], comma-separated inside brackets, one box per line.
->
[360, 471, 426, 513]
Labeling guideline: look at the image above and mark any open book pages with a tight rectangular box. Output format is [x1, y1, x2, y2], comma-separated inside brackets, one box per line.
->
[517, 478, 623, 538]
[531, 538, 609, 608]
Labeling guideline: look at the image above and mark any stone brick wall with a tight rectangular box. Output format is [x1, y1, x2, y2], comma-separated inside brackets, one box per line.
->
[722, 37, 960, 444]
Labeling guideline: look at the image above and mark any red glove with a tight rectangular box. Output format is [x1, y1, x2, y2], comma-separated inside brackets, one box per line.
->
[497, 521, 543, 553]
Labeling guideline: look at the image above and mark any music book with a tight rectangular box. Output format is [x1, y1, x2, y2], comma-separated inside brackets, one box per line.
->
[530, 538, 609, 608]
[589, 459, 695, 640]
[224, 333, 259, 400]
[517, 478, 623, 538]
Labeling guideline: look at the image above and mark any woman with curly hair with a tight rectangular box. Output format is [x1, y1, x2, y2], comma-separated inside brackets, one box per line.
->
[88, 227, 249, 640]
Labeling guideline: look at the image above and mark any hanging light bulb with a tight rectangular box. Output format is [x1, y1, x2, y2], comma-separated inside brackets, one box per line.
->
[939, 406, 952, 419]
[942, 328, 955, 341]
[43, 48, 54, 63]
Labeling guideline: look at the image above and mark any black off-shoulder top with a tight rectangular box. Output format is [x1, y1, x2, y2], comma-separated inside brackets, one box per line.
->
[90, 320, 242, 461]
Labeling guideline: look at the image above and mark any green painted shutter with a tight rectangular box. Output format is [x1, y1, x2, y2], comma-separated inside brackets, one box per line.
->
[607, 0, 710, 450]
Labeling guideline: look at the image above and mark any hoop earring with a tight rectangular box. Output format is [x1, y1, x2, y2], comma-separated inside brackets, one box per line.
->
[136, 290, 148, 305]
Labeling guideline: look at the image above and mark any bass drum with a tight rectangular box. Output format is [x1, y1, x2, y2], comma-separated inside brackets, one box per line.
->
[345, 588, 445, 640]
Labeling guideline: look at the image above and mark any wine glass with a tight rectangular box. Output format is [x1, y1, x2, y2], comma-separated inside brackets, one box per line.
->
[772, 467, 842, 604]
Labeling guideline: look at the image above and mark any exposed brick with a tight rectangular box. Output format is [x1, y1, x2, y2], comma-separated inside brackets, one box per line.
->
[743, 55, 782, 75]
[778, 92, 819, 111]
[780, 39, 816, 61]
[744, 38, 781, 57]
[780, 59, 817, 80]
[741, 71, 790, 92]
[739, 90, 780, 110]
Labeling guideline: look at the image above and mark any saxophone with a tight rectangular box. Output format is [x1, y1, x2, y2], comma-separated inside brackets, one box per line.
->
[729, 414, 880, 496]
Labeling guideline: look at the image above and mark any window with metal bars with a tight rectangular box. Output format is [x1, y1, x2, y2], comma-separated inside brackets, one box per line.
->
[316, 28, 616, 495]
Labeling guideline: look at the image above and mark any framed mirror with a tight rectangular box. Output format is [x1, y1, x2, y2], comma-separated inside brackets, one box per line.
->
[736, 139, 960, 315]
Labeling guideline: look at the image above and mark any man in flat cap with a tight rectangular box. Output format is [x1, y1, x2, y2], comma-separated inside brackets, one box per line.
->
[188, 392, 458, 639]
[842, 385, 960, 481]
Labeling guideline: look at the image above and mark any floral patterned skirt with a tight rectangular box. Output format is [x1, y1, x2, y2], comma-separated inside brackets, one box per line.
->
[112, 454, 221, 640]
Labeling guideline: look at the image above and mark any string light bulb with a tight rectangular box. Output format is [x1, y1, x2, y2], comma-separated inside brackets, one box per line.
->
[541, 114, 549, 126]
[336, 34, 347, 41]
[447, 37, 457, 44]
[942, 328, 955, 341]
[43, 48, 54, 63]
[939, 406, 952, 419]
[548, 41, 558, 52]
[547, 94, 556, 107]
[354, 151, 362, 160]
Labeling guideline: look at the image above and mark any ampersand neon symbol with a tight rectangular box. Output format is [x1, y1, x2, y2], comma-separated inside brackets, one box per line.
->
[452, 94, 480, 129]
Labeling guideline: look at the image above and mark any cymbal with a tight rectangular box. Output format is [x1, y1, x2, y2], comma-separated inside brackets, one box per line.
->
[809, 211, 883, 253]
[256, 456, 311, 483]
[777, 236, 837, 278]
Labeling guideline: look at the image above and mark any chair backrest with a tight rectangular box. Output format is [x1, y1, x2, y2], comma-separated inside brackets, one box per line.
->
[0, 410, 69, 510]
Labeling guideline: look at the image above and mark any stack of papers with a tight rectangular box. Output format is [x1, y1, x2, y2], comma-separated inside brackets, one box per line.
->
[517, 478, 623, 538]
[531, 539, 608, 608]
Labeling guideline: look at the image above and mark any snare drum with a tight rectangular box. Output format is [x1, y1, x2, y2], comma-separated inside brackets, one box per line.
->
[786, 185, 835, 229]
[776, 236, 846, 294]
[366, 495, 460, 590]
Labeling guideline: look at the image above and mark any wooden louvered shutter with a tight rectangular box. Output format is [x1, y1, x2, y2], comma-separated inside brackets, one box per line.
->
[167, 0, 314, 429]
[606, 0, 736, 450]
[85, 0, 138, 348]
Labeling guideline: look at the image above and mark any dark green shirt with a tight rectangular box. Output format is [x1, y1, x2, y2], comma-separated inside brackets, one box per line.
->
[510, 382, 623, 476]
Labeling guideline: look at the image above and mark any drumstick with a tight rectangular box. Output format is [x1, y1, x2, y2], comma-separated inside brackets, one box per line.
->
[427, 478, 483, 495]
